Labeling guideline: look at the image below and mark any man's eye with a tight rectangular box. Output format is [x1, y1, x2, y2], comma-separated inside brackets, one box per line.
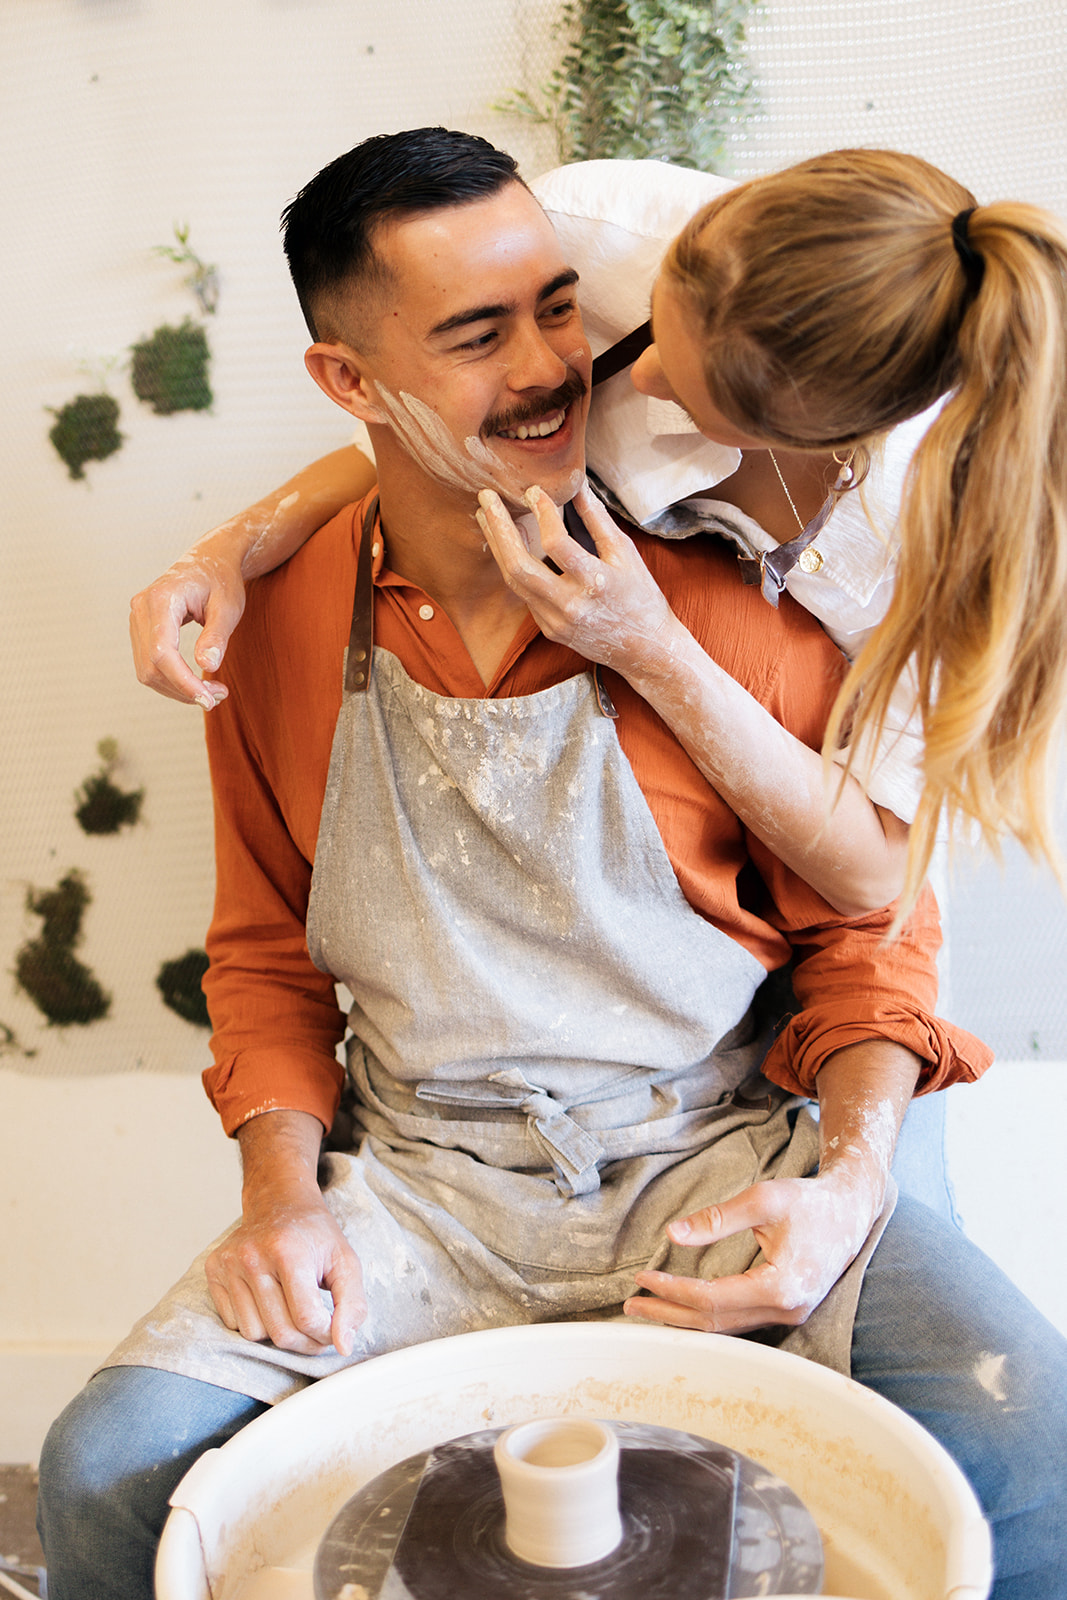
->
[543, 300, 576, 322]
[458, 330, 498, 352]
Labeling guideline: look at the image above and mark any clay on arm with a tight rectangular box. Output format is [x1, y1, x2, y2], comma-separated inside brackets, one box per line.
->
[476, 482, 909, 916]
[130, 445, 376, 708]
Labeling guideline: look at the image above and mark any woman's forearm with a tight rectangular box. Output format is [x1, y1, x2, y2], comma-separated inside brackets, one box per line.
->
[234, 446, 377, 578]
[477, 483, 909, 915]
[624, 617, 910, 915]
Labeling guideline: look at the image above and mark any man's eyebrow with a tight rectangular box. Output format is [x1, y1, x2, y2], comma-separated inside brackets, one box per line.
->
[428, 269, 580, 338]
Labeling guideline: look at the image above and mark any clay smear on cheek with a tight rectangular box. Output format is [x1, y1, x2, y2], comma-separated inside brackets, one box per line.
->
[370, 381, 487, 496]
[372, 380, 583, 509]
[372, 380, 534, 504]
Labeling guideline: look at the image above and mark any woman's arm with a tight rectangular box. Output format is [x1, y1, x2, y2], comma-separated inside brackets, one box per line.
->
[477, 482, 909, 916]
[129, 445, 376, 708]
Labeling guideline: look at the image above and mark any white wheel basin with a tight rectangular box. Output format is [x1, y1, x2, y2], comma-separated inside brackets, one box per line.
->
[156, 1322, 992, 1600]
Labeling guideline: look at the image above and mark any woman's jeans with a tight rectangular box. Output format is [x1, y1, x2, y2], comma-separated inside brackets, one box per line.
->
[37, 1195, 1067, 1600]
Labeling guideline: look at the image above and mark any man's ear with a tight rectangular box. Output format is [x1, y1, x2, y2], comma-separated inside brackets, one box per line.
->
[304, 342, 388, 425]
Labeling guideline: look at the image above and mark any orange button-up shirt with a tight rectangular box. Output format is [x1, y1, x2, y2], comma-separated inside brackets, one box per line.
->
[202, 493, 989, 1135]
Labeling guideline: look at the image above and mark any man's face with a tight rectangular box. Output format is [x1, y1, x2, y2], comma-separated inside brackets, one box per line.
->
[356, 183, 591, 510]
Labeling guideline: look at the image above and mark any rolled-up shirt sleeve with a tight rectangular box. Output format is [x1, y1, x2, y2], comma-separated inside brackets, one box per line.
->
[753, 876, 991, 1096]
[201, 685, 346, 1134]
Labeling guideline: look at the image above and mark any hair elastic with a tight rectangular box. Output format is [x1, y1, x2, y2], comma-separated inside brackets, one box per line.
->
[951, 208, 986, 296]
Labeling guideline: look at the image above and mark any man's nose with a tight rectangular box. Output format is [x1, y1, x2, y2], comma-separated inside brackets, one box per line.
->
[506, 322, 569, 390]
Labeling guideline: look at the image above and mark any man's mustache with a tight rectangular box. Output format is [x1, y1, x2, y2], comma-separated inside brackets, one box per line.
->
[482, 370, 588, 439]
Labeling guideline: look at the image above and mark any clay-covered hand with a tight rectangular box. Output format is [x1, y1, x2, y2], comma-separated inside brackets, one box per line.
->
[623, 1165, 882, 1335]
[130, 539, 246, 709]
[205, 1186, 367, 1357]
[476, 481, 679, 676]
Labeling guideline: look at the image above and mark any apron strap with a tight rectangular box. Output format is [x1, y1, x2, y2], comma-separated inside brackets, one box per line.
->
[345, 495, 379, 694]
[737, 454, 855, 607]
[591, 321, 653, 387]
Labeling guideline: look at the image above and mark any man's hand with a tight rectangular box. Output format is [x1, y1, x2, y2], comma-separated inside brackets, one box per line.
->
[206, 1109, 367, 1356]
[130, 540, 246, 709]
[625, 1041, 923, 1334]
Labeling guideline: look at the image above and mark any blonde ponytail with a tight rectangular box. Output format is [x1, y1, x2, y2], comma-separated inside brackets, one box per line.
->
[834, 200, 1067, 920]
[665, 150, 1067, 921]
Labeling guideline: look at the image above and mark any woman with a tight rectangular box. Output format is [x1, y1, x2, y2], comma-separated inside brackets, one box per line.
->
[131, 148, 1067, 920]
[478, 148, 1067, 926]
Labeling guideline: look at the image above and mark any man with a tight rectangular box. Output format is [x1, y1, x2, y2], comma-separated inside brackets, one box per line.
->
[39, 129, 1067, 1600]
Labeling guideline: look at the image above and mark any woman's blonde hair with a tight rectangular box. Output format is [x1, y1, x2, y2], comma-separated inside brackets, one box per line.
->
[665, 148, 1067, 921]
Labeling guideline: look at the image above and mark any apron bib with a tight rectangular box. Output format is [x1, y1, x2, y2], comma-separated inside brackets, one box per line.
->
[104, 502, 889, 1403]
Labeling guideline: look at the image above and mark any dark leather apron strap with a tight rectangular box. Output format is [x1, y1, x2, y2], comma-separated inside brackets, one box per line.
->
[345, 494, 379, 694]
[737, 456, 855, 607]
[591, 321, 652, 386]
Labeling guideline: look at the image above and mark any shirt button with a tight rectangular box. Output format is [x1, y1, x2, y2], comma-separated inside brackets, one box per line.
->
[372, 541, 381, 559]
[798, 547, 824, 574]
[418, 604, 435, 621]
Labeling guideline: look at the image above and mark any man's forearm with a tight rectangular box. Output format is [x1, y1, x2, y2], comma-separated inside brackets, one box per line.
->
[208, 1107, 366, 1355]
[236, 1107, 326, 1217]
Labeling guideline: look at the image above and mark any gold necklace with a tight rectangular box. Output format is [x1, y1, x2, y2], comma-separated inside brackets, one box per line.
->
[767, 449, 805, 533]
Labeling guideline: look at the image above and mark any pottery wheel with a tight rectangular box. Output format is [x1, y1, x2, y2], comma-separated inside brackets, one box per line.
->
[313, 1421, 823, 1599]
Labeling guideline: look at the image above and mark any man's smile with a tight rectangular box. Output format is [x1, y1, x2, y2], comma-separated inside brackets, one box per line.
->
[483, 369, 588, 450]
[496, 406, 566, 441]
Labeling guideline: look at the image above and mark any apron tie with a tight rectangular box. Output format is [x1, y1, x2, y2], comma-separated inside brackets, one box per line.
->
[416, 1068, 606, 1197]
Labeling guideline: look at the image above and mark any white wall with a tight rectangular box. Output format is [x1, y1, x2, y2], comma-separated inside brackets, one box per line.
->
[0, 0, 561, 1463]
[2, 0, 1066, 1463]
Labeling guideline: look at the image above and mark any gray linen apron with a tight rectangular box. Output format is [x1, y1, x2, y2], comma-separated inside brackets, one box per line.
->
[105, 503, 890, 1404]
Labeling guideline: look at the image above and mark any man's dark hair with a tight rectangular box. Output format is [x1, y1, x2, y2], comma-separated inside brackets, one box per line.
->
[282, 127, 525, 343]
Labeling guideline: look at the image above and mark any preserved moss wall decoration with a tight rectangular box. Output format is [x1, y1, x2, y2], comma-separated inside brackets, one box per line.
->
[74, 738, 144, 835]
[15, 870, 111, 1027]
[47, 392, 123, 479]
[130, 318, 213, 415]
[156, 948, 210, 1027]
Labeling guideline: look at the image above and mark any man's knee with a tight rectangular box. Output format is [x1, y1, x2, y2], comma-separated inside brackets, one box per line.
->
[37, 1365, 268, 1600]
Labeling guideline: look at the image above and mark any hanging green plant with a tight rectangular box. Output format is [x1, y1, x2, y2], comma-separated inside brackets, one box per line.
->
[497, 0, 757, 170]
[47, 392, 123, 480]
[155, 948, 211, 1028]
[74, 738, 144, 835]
[14, 870, 111, 1027]
[130, 318, 213, 415]
[153, 222, 220, 316]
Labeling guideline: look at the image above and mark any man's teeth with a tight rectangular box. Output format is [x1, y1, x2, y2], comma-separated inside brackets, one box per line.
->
[499, 409, 565, 441]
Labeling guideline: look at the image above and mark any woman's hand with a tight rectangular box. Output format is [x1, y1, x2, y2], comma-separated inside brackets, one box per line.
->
[130, 445, 378, 708]
[476, 481, 681, 677]
[130, 537, 247, 708]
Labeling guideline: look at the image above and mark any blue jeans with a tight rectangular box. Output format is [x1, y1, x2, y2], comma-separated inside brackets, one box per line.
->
[38, 1196, 1067, 1600]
